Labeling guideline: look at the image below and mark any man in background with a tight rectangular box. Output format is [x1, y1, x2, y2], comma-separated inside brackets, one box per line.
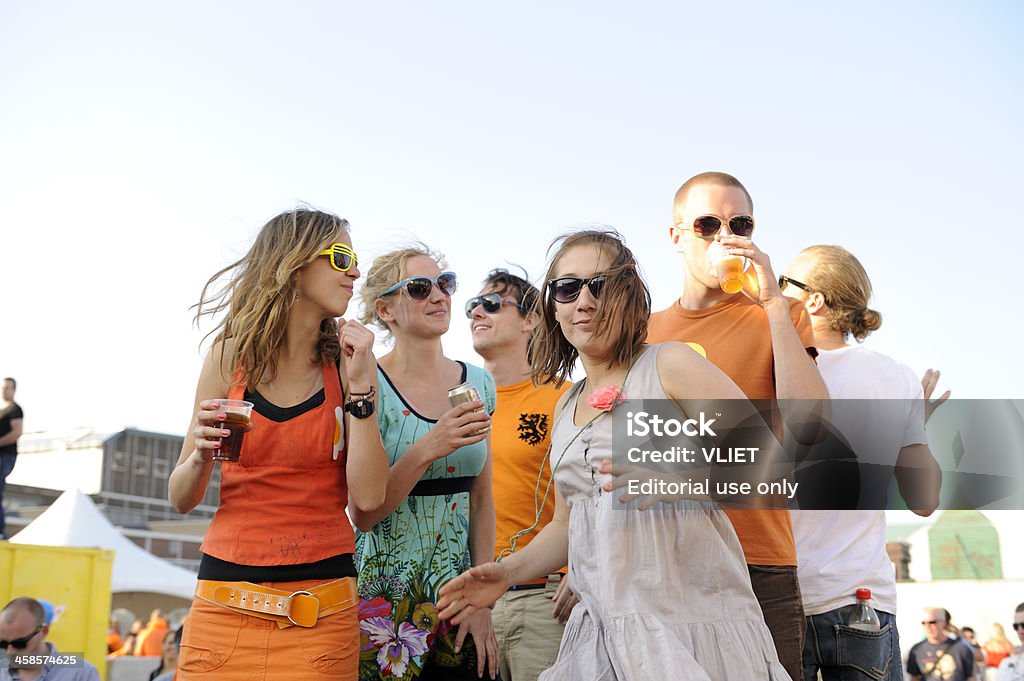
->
[908, 607, 976, 681]
[0, 596, 100, 680]
[0, 378, 24, 540]
[133, 610, 167, 658]
[469, 268, 573, 681]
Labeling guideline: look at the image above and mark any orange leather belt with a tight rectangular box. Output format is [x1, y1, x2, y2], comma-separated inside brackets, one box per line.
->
[195, 577, 358, 628]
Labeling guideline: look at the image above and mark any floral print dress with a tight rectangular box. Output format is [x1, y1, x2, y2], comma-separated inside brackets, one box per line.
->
[355, 362, 495, 681]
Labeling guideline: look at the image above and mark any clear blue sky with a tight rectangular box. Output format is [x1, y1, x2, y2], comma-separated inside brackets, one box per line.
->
[2, 1, 1021, 435]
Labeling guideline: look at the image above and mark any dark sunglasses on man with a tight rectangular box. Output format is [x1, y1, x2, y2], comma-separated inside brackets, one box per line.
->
[0, 625, 43, 650]
[464, 293, 525, 318]
[778, 275, 830, 306]
[379, 272, 457, 301]
[678, 214, 755, 240]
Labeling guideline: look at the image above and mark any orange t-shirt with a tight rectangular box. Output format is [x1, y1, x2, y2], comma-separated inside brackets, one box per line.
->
[105, 629, 122, 655]
[492, 379, 571, 578]
[647, 294, 816, 566]
[133, 617, 168, 657]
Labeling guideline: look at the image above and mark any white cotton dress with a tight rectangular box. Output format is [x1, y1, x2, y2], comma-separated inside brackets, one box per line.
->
[538, 344, 791, 681]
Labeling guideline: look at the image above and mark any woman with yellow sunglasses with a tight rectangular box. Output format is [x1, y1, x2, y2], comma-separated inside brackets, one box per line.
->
[168, 207, 389, 680]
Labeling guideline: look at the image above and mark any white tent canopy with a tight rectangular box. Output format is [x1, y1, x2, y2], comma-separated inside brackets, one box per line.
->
[11, 488, 197, 600]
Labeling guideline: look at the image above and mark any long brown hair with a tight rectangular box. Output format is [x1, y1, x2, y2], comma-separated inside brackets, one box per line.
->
[193, 208, 348, 387]
[530, 229, 650, 386]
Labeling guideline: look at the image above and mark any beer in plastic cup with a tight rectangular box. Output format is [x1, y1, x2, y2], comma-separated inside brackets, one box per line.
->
[211, 399, 254, 462]
[707, 241, 746, 294]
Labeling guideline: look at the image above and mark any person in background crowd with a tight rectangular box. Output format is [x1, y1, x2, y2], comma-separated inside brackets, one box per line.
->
[0, 377, 24, 540]
[105, 616, 123, 655]
[908, 607, 976, 681]
[0, 596, 100, 680]
[468, 267, 574, 681]
[996, 604, 1024, 681]
[134, 609, 168, 657]
[149, 628, 181, 681]
[961, 627, 988, 669]
[108, 619, 143, 658]
[987, 622, 1018, 675]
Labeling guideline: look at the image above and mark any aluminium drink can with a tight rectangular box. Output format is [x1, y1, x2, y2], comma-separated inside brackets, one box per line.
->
[448, 382, 490, 433]
[448, 382, 482, 407]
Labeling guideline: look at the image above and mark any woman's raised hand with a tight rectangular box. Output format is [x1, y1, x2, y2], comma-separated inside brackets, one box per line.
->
[437, 562, 510, 625]
[339, 319, 377, 388]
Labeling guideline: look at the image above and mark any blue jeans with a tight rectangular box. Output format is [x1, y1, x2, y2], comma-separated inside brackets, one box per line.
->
[803, 605, 901, 681]
[0, 453, 16, 539]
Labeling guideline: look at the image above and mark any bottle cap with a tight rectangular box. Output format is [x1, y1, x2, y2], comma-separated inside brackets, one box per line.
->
[856, 588, 872, 600]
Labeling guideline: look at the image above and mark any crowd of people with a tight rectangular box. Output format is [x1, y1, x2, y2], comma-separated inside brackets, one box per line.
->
[2, 170, 1018, 681]
[164, 171, 963, 681]
[906, 605, 1024, 681]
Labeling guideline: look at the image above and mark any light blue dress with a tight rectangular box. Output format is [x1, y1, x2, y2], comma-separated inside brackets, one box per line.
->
[355, 361, 496, 681]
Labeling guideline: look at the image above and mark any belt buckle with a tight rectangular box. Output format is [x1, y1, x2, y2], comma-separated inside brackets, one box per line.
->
[287, 590, 320, 627]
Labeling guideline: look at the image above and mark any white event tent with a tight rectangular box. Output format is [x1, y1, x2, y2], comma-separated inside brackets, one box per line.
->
[11, 488, 197, 600]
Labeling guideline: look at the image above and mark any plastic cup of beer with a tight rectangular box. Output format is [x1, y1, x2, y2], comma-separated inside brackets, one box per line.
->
[211, 399, 254, 462]
[707, 241, 746, 295]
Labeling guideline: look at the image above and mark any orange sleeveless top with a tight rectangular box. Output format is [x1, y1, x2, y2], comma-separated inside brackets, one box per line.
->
[200, 363, 355, 565]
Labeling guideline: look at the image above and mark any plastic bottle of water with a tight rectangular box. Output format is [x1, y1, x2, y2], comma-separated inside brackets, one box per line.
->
[847, 588, 881, 631]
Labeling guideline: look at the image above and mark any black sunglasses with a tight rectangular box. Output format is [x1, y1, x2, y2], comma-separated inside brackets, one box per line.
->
[1, 625, 42, 650]
[778, 275, 816, 294]
[682, 214, 755, 239]
[547, 275, 607, 304]
[379, 272, 457, 301]
[1013, 622, 1024, 630]
[465, 293, 525, 318]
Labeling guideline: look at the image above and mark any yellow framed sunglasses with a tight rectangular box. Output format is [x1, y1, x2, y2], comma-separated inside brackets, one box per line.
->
[318, 243, 358, 272]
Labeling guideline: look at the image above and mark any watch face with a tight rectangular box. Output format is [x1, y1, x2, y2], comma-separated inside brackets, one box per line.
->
[346, 398, 375, 419]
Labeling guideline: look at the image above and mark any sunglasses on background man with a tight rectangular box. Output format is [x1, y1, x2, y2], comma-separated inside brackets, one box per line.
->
[465, 293, 525, 318]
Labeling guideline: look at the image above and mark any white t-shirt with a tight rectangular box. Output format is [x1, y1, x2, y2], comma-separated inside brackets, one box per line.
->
[998, 653, 1024, 681]
[791, 344, 928, 615]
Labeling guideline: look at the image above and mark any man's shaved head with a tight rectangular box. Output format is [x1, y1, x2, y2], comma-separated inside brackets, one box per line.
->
[673, 171, 753, 221]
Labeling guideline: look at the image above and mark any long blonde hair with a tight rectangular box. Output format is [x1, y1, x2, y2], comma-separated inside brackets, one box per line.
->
[194, 208, 348, 387]
[985, 622, 1014, 654]
[801, 245, 883, 342]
